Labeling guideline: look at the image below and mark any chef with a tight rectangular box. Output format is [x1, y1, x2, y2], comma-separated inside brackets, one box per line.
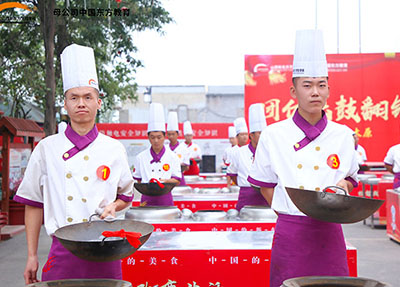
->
[183, 121, 202, 175]
[353, 132, 367, 165]
[13, 44, 134, 284]
[227, 104, 269, 211]
[384, 144, 400, 189]
[234, 117, 249, 147]
[133, 103, 182, 206]
[166, 111, 190, 185]
[222, 126, 238, 166]
[222, 126, 238, 187]
[248, 30, 359, 287]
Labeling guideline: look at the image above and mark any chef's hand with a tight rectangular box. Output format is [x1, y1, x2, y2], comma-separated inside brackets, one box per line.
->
[336, 179, 352, 194]
[24, 255, 39, 284]
[100, 202, 117, 219]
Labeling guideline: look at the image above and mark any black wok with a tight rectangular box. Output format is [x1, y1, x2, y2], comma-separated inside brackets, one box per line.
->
[134, 182, 176, 196]
[286, 186, 384, 224]
[27, 279, 132, 287]
[282, 276, 390, 287]
[54, 219, 153, 262]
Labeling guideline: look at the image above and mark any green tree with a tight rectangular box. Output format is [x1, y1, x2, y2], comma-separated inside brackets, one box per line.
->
[0, 0, 172, 135]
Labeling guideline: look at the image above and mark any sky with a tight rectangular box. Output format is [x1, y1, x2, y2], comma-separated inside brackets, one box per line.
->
[132, 0, 400, 86]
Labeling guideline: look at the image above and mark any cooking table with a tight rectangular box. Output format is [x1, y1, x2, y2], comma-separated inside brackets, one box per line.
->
[121, 231, 357, 287]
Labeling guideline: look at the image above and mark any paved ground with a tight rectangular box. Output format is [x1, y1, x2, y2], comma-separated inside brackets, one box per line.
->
[1, 220, 399, 286]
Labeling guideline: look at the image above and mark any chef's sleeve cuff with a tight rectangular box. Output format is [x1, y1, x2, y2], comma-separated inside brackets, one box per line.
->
[227, 173, 238, 177]
[384, 162, 393, 166]
[117, 194, 134, 202]
[13, 195, 43, 208]
[345, 176, 358, 188]
[133, 176, 142, 181]
[247, 176, 277, 188]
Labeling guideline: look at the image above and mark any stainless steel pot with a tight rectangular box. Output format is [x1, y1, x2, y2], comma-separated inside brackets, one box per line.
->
[281, 276, 390, 287]
[172, 186, 193, 195]
[125, 206, 182, 222]
[239, 205, 277, 221]
[192, 210, 227, 221]
[27, 279, 132, 287]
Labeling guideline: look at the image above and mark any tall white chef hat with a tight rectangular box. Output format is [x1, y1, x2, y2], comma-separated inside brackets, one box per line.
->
[167, 111, 179, 132]
[292, 29, 328, 78]
[249, 103, 267, 133]
[228, 126, 236, 138]
[234, 117, 248, 135]
[148, 103, 166, 133]
[61, 44, 99, 93]
[183, 121, 193, 135]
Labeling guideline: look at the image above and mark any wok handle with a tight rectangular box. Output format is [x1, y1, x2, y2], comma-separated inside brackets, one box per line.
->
[323, 186, 348, 196]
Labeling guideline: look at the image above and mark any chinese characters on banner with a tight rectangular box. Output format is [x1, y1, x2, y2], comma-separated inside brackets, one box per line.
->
[245, 53, 400, 161]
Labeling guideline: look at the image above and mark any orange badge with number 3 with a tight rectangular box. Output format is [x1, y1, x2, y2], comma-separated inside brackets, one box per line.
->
[327, 154, 340, 169]
[97, 165, 111, 181]
[163, 164, 170, 171]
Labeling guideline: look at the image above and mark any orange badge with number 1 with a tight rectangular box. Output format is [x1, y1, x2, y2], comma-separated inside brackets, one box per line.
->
[97, 165, 111, 181]
[163, 164, 170, 171]
[327, 154, 340, 169]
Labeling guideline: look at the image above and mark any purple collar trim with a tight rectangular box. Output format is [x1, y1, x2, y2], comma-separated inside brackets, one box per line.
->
[63, 124, 99, 161]
[292, 109, 327, 151]
[169, 142, 179, 151]
[248, 143, 256, 157]
[150, 146, 166, 164]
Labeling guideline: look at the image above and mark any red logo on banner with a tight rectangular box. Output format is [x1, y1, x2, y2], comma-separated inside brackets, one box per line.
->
[97, 165, 111, 180]
[163, 164, 170, 171]
[327, 154, 340, 169]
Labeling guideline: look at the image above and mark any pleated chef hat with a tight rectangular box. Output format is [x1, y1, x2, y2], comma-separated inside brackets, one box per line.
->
[61, 44, 99, 93]
[148, 103, 165, 133]
[228, 126, 236, 138]
[292, 29, 328, 78]
[183, 121, 193, 135]
[167, 111, 179, 132]
[234, 117, 248, 135]
[249, 103, 267, 133]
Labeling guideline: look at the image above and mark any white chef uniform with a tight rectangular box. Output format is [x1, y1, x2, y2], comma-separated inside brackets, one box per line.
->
[356, 144, 367, 164]
[166, 111, 190, 166]
[14, 131, 134, 235]
[222, 126, 237, 165]
[384, 144, 400, 189]
[183, 121, 202, 159]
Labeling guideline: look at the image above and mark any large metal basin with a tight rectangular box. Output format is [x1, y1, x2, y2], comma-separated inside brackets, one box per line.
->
[281, 276, 390, 287]
[239, 205, 277, 221]
[27, 279, 132, 287]
[125, 206, 182, 222]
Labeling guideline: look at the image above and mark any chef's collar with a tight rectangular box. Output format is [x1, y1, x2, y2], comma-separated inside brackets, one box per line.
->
[292, 109, 327, 151]
[248, 143, 256, 157]
[63, 124, 99, 161]
[169, 142, 179, 151]
[150, 146, 166, 164]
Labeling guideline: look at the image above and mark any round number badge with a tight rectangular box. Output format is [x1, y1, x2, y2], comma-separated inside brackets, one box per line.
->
[97, 165, 111, 181]
[326, 154, 340, 169]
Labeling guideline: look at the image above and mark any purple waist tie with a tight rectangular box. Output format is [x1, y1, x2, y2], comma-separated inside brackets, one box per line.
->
[269, 213, 349, 287]
[235, 186, 269, 211]
[141, 192, 174, 206]
[394, 173, 400, 189]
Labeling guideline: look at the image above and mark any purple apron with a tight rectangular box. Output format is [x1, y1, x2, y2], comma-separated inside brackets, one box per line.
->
[270, 213, 349, 287]
[179, 175, 187, 186]
[140, 193, 174, 206]
[42, 237, 121, 281]
[236, 186, 269, 211]
[394, 173, 400, 189]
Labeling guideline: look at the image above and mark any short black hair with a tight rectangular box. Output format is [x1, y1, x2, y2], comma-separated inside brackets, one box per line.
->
[292, 77, 329, 86]
[147, 131, 166, 136]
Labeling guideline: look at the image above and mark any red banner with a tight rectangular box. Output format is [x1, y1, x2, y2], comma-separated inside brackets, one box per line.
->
[97, 123, 231, 140]
[245, 53, 400, 161]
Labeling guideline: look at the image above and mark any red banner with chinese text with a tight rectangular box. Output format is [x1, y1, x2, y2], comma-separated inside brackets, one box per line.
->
[245, 53, 400, 161]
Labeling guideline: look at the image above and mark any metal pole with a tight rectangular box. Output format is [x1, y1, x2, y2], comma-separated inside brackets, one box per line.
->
[337, 0, 340, 53]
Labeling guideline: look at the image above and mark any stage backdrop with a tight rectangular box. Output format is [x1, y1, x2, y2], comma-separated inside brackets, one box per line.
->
[245, 53, 400, 161]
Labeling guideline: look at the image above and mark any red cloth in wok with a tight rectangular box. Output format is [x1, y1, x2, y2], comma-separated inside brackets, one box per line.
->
[102, 229, 142, 248]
